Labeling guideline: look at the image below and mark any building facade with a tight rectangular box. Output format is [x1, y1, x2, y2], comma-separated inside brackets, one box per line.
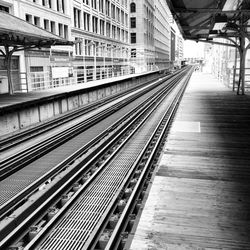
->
[72, 0, 130, 83]
[154, 0, 172, 70]
[129, 0, 155, 73]
[0, 0, 72, 93]
[0, 0, 130, 93]
[0, 0, 181, 93]
[129, 0, 173, 73]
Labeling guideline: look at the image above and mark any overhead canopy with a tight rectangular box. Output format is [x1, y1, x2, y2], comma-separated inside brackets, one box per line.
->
[166, 0, 250, 43]
[0, 11, 73, 95]
[0, 11, 73, 48]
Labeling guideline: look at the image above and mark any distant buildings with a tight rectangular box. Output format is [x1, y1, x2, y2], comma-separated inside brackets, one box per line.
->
[154, 0, 173, 70]
[0, 0, 183, 93]
[72, 0, 130, 82]
[0, 0, 72, 92]
[129, 0, 181, 73]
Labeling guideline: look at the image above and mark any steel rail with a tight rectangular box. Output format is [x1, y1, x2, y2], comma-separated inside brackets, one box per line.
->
[25, 73, 183, 250]
[0, 73, 175, 181]
[0, 75, 163, 152]
[0, 68, 190, 250]
[0, 71, 185, 243]
[0, 73, 175, 221]
[104, 67, 194, 250]
[38, 69, 191, 250]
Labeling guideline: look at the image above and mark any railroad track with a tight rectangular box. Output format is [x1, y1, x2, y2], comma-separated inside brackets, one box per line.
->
[0, 70, 184, 222]
[0, 73, 166, 153]
[0, 73, 174, 181]
[0, 66, 193, 249]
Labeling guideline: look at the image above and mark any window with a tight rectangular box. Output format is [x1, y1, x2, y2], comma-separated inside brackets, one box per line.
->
[116, 7, 120, 22]
[100, 20, 105, 35]
[106, 22, 111, 37]
[43, 0, 52, 8]
[121, 10, 124, 24]
[111, 4, 115, 19]
[83, 12, 90, 31]
[56, 0, 65, 12]
[125, 13, 128, 26]
[92, 16, 98, 33]
[61, 0, 65, 13]
[121, 29, 125, 41]
[125, 31, 128, 43]
[25, 14, 32, 23]
[99, 0, 104, 13]
[44, 19, 50, 31]
[117, 28, 120, 41]
[130, 2, 136, 13]
[85, 40, 91, 55]
[0, 5, 9, 12]
[34, 16, 40, 26]
[92, 0, 97, 9]
[64, 25, 68, 39]
[30, 66, 43, 72]
[131, 33, 136, 43]
[105, 0, 110, 16]
[130, 17, 136, 28]
[58, 23, 63, 37]
[50, 21, 56, 33]
[75, 37, 81, 55]
[112, 25, 116, 39]
[74, 8, 81, 28]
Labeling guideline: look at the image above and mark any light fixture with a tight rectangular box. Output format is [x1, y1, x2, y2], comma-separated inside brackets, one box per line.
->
[213, 14, 228, 30]
[209, 30, 218, 34]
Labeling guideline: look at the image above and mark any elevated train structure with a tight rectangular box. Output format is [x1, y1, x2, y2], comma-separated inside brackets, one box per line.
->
[0, 67, 193, 249]
[167, 0, 250, 94]
[1, 0, 250, 249]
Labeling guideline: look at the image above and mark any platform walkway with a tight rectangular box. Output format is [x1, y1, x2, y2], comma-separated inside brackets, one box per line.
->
[129, 72, 250, 249]
[0, 73, 142, 109]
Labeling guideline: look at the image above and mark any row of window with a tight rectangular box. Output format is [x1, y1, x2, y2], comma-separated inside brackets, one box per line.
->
[73, 9, 128, 42]
[82, 0, 128, 15]
[74, 38, 129, 58]
[25, 14, 68, 39]
[31, 0, 66, 14]
[73, 7, 128, 27]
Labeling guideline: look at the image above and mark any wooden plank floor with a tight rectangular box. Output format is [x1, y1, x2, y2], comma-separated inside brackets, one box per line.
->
[129, 72, 250, 250]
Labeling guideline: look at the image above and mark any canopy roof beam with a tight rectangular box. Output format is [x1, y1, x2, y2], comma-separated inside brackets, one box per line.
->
[174, 8, 250, 14]
[0, 11, 73, 95]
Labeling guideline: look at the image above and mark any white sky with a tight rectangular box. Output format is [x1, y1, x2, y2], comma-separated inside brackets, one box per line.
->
[183, 40, 205, 58]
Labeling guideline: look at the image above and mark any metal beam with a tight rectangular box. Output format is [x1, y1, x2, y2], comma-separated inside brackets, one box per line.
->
[175, 8, 250, 14]
[187, 38, 237, 48]
[181, 26, 211, 30]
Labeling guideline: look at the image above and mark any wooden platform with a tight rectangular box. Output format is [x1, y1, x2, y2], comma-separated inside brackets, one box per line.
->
[129, 72, 250, 249]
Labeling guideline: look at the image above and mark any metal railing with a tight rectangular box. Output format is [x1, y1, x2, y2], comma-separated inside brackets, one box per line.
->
[27, 65, 133, 91]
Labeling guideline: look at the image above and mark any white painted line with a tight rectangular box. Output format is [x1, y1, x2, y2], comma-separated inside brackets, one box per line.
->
[171, 121, 201, 133]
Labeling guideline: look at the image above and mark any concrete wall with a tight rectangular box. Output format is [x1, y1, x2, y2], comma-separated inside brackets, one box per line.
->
[0, 71, 162, 137]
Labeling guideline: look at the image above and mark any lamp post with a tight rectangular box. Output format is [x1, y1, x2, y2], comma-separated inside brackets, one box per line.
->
[106, 44, 112, 77]
[82, 40, 94, 82]
[103, 44, 106, 79]
[111, 45, 123, 77]
[120, 47, 129, 76]
[94, 43, 106, 80]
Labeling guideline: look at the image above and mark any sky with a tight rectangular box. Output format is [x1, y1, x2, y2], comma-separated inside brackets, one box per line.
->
[183, 40, 205, 58]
